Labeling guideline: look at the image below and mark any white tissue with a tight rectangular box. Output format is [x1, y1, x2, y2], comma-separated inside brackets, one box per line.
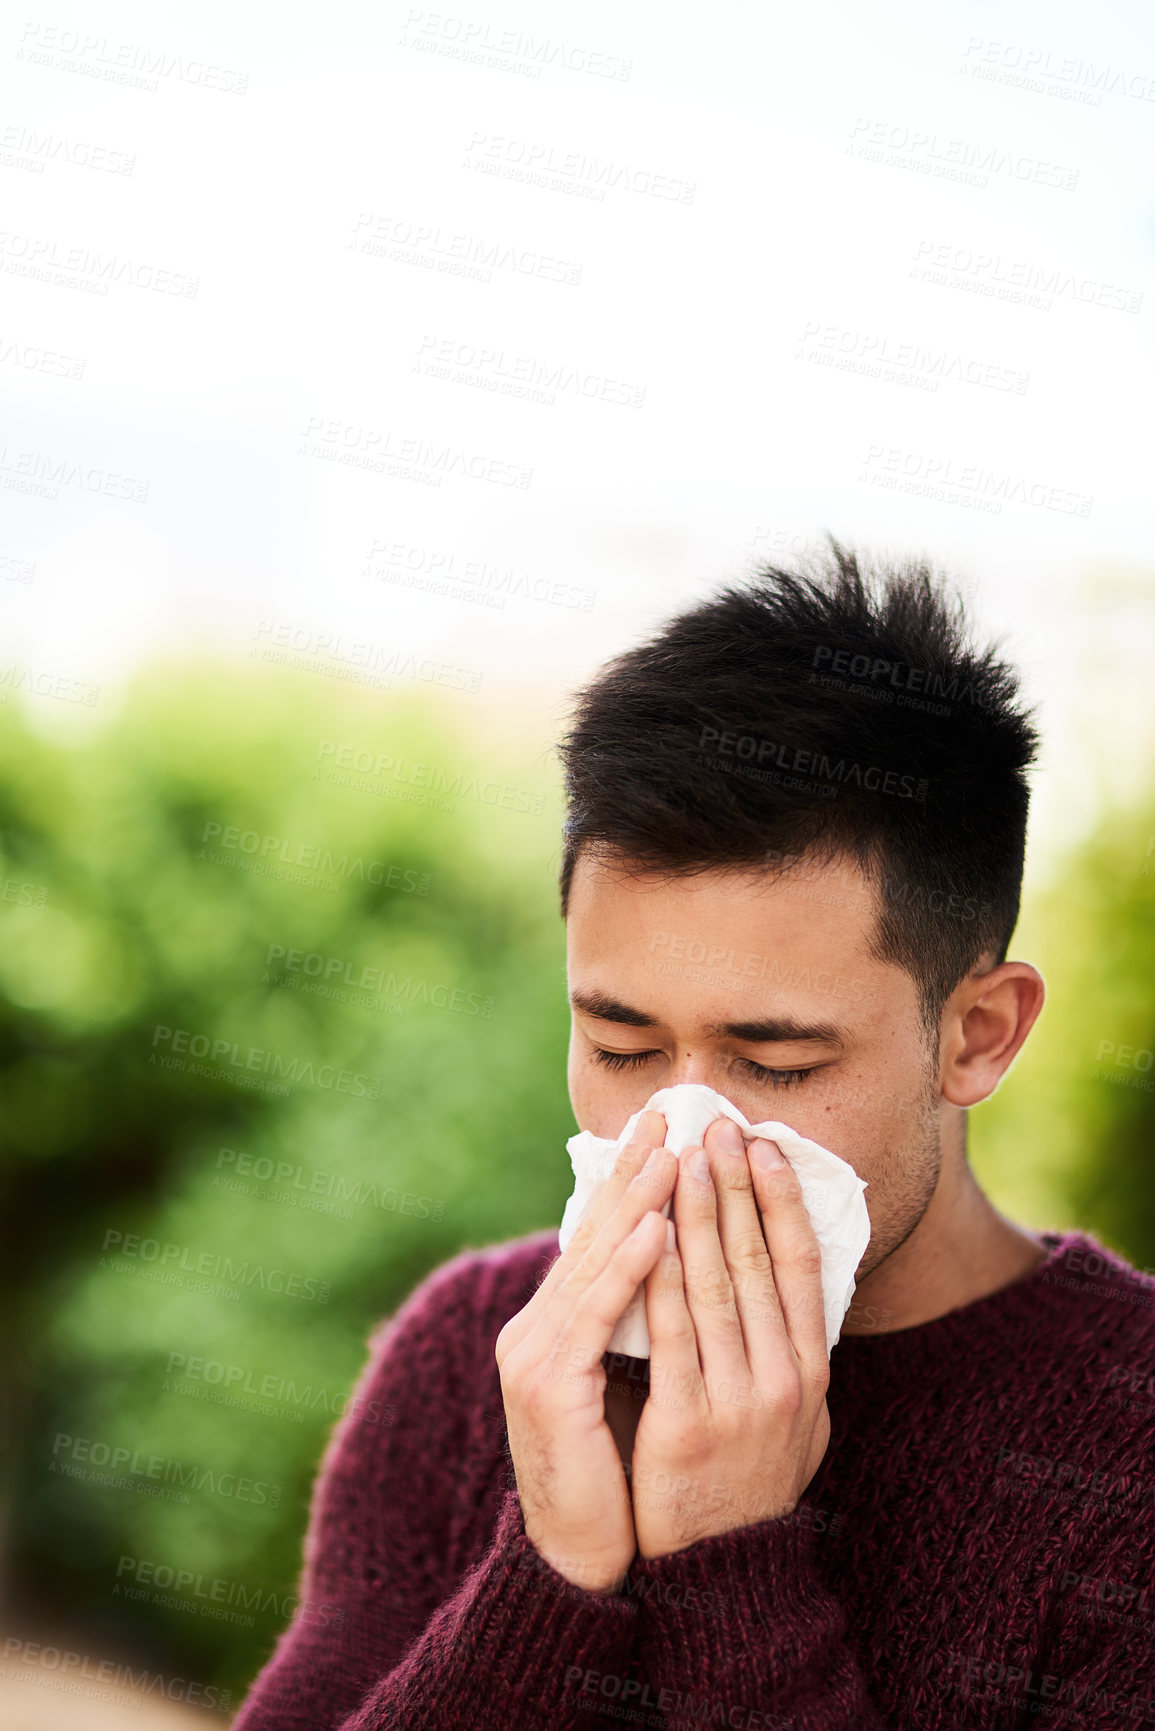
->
[558, 1083, 871, 1359]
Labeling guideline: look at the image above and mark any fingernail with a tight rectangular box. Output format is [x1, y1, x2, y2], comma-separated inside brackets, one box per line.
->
[687, 1147, 712, 1185]
[751, 1138, 785, 1169]
[714, 1118, 745, 1153]
[641, 1146, 665, 1174]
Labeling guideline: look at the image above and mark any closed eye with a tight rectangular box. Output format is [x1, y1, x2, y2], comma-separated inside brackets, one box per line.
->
[590, 1049, 817, 1088]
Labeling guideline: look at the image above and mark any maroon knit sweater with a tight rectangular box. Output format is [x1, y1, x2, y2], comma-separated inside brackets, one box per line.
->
[232, 1228, 1155, 1730]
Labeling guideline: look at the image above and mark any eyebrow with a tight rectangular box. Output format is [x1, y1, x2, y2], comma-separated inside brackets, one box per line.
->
[568, 987, 847, 1049]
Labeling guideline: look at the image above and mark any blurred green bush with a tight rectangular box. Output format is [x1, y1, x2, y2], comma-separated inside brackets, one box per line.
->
[0, 663, 574, 1705]
[0, 663, 1151, 1708]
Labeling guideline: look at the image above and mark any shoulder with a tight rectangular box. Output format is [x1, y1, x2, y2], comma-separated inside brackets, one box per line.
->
[354, 1227, 562, 1403]
[312, 1229, 560, 1491]
[1022, 1229, 1155, 1476]
[367, 1226, 561, 1358]
[1038, 1229, 1155, 1342]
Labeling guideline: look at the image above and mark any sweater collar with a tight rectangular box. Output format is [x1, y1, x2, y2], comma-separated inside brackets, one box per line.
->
[828, 1229, 1119, 1385]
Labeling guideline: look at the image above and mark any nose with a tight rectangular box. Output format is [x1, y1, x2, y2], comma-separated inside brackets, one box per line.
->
[665, 1051, 713, 1088]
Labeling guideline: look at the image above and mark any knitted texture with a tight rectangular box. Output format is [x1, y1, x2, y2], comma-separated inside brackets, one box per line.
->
[231, 1228, 1155, 1729]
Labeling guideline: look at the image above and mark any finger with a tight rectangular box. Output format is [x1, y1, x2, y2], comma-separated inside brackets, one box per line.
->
[671, 1139, 747, 1382]
[641, 1224, 707, 1424]
[556, 1108, 670, 1273]
[542, 1211, 671, 1391]
[747, 1138, 828, 1380]
[514, 1143, 677, 1365]
[704, 1117, 783, 1350]
[501, 1111, 669, 1355]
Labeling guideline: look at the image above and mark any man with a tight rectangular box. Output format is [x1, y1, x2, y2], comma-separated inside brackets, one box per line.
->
[233, 543, 1155, 1729]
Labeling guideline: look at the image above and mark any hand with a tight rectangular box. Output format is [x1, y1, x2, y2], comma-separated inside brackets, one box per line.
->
[495, 1109, 677, 1594]
[630, 1115, 831, 1560]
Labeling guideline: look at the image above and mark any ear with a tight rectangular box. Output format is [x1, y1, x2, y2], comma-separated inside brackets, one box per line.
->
[940, 961, 1045, 1108]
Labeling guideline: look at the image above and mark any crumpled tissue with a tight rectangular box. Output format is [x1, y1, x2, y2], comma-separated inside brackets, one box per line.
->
[558, 1083, 871, 1360]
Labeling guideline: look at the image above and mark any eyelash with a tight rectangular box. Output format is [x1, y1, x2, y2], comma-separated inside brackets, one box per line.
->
[590, 1049, 816, 1088]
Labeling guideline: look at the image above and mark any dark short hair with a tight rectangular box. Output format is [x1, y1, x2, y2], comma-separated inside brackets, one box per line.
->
[556, 539, 1040, 1039]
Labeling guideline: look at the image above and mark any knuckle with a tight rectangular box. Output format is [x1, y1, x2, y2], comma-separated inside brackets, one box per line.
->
[770, 1373, 805, 1416]
[793, 1239, 824, 1278]
[712, 1160, 753, 1198]
[728, 1237, 770, 1280]
[808, 1360, 832, 1398]
[521, 1371, 552, 1415]
[615, 1134, 656, 1177]
[499, 1353, 528, 1401]
[706, 1301, 743, 1336]
[762, 1161, 801, 1199]
[679, 1181, 718, 1220]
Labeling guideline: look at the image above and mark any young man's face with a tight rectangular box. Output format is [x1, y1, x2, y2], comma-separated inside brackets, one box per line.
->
[565, 848, 953, 1279]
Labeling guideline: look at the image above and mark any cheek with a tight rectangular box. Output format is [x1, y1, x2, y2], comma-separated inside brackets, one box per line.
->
[567, 1043, 609, 1125]
[567, 1050, 660, 1141]
[773, 1075, 894, 1162]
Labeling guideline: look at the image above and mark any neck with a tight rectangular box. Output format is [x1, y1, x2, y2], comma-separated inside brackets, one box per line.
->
[839, 1124, 1047, 1336]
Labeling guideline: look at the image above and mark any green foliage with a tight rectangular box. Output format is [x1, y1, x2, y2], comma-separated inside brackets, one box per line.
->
[1, 664, 574, 1701]
[970, 814, 1155, 1269]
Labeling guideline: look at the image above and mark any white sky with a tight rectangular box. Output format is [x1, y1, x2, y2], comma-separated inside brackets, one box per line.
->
[2, 0, 1154, 886]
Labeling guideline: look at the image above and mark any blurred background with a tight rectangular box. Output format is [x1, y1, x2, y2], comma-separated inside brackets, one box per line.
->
[2, 0, 1154, 1722]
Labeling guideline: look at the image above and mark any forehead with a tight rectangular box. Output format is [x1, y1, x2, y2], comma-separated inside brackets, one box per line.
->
[566, 849, 880, 962]
[565, 852, 895, 1036]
